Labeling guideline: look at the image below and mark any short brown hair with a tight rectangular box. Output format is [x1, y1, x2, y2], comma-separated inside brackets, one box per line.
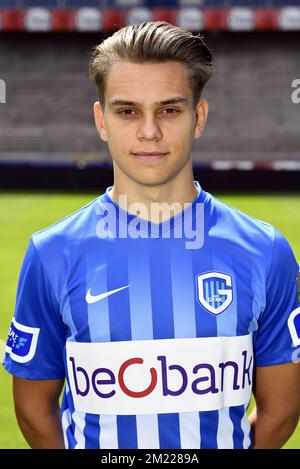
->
[89, 21, 214, 108]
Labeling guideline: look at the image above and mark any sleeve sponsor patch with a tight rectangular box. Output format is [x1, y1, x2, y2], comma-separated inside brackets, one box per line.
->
[288, 306, 300, 347]
[6, 318, 40, 363]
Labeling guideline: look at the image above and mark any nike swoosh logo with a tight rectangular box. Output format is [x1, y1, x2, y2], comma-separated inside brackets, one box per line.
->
[86, 285, 129, 304]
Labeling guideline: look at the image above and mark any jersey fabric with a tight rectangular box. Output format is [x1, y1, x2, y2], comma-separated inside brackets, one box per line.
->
[3, 181, 300, 449]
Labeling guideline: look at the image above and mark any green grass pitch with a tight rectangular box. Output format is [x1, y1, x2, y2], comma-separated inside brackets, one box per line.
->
[0, 191, 299, 449]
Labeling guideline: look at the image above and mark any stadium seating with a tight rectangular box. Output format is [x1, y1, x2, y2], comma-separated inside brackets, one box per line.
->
[272, 1, 300, 6]
[0, 31, 298, 164]
[0, 0, 19, 7]
[201, 0, 227, 6]
[22, 1, 60, 6]
[229, 1, 267, 6]
[0, 0, 299, 166]
[146, 0, 196, 7]
[139, 1, 227, 7]
[2, 1, 300, 9]
[64, 0, 102, 7]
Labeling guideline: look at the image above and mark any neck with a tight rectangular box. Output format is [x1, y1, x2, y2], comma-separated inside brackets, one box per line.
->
[110, 161, 199, 223]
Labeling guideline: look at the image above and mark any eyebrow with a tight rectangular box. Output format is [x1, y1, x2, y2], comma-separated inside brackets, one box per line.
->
[108, 97, 189, 107]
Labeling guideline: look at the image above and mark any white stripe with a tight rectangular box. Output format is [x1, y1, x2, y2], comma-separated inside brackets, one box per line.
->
[217, 407, 234, 448]
[64, 296, 78, 340]
[73, 411, 86, 449]
[99, 415, 118, 448]
[136, 415, 159, 449]
[61, 408, 72, 449]
[241, 404, 252, 448]
[65, 381, 70, 393]
[179, 412, 200, 449]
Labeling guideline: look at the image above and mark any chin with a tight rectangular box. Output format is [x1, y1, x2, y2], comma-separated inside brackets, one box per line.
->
[131, 173, 171, 187]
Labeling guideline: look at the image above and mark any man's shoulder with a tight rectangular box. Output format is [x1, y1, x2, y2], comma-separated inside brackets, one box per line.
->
[31, 195, 101, 252]
[207, 192, 276, 246]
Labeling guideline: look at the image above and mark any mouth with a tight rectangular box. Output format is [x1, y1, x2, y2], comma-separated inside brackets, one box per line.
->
[131, 152, 169, 161]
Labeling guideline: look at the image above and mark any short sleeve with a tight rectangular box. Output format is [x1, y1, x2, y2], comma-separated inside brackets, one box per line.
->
[254, 229, 300, 366]
[2, 238, 66, 379]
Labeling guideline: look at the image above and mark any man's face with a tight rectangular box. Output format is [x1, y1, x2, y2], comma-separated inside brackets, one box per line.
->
[94, 60, 208, 187]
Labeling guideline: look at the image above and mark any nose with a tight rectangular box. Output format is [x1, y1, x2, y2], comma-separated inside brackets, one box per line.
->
[136, 114, 162, 141]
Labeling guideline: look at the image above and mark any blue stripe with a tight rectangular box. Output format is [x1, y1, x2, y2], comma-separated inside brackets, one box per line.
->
[80, 248, 110, 448]
[170, 239, 196, 338]
[127, 240, 157, 448]
[117, 416, 138, 449]
[195, 274, 218, 338]
[84, 414, 100, 449]
[210, 279, 216, 309]
[106, 239, 137, 447]
[64, 296, 77, 341]
[66, 424, 76, 448]
[86, 258, 110, 343]
[212, 250, 241, 448]
[61, 378, 77, 449]
[150, 238, 180, 448]
[68, 256, 91, 343]
[233, 252, 253, 336]
[216, 276, 237, 337]
[216, 280, 220, 308]
[85, 247, 111, 448]
[107, 239, 132, 342]
[231, 254, 252, 450]
[65, 384, 76, 438]
[204, 280, 210, 312]
[150, 239, 175, 340]
[158, 414, 181, 449]
[128, 239, 153, 340]
[61, 390, 77, 448]
[193, 251, 218, 447]
[67, 254, 93, 447]
[60, 392, 72, 447]
[199, 411, 219, 448]
[170, 238, 198, 449]
[229, 405, 245, 449]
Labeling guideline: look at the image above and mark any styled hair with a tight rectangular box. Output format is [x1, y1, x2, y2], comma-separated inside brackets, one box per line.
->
[89, 21, 215, 107]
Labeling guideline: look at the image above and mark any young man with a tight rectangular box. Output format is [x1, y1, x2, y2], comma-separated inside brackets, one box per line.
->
[3, 21, 300, 449]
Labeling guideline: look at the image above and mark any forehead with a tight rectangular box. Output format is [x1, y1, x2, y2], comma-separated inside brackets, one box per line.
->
[104, 60, 193, 103]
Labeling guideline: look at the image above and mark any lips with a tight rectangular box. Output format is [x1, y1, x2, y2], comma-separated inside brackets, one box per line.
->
[131, 152, 168, 160]
[132, 152, 168, 156]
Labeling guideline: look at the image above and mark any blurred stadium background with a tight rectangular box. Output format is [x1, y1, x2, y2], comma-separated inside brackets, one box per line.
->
[0, 0, 300, 449]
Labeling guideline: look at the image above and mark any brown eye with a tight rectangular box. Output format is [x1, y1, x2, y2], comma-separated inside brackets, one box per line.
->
[162, 108, 180, 115]
[118, 109, 136, 117]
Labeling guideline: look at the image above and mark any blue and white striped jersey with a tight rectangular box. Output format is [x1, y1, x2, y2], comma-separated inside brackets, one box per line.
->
[3, 182, 300, 449]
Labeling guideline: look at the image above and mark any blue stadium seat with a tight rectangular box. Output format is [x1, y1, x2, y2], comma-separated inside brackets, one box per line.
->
[145, 0, 228, 8]
[64, 0, 101, 7]
[230, 1, 268, 6]
[22, 0, 60, 7]
[113, 0, 146, 8]
[147, 0, 179, 6]
[147, 0, 227, 7]
[0, 0, 20, 7]
[202, 0, 226, 6]
[271, 1, 300, 6]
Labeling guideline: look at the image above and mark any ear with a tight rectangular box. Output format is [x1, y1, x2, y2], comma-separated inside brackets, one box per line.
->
[94, 101, 108, 142]
[193, 99, 209, 139]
